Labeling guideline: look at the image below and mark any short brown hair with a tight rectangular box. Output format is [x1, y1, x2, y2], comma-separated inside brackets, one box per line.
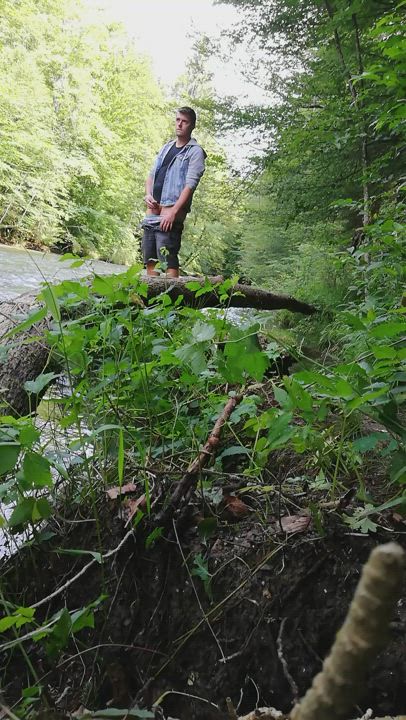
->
[177, 106, 196, 128]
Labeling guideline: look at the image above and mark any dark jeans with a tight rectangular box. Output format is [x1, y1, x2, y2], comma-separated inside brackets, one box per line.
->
[142, 222, 184, 270]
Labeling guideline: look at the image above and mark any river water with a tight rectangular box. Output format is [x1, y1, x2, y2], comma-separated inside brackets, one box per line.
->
[0, 245, 128, 555]
[0, 244, 126, 301]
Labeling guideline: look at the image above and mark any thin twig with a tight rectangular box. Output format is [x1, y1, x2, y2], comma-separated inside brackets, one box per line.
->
[31, 530, 135, 610]
[172, 519, 226, 662]
[276, 617, 299, 703]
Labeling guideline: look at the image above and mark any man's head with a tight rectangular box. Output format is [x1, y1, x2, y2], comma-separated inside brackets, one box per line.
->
[175, 107, 196, 143]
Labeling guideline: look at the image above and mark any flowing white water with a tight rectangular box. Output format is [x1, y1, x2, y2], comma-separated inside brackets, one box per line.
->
[0, 245, 127, 556]
[0, 244, 126, 301]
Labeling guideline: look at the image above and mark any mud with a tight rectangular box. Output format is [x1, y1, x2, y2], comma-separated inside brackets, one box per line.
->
[1, 498, 405, 719]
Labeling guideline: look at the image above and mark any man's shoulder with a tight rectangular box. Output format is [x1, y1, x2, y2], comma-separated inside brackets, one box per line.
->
[188, 138, 207, 159]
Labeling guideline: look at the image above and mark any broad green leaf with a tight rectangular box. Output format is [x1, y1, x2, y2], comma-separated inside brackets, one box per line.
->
[19, 424, 40, 447]
[41, 286, 61, 322]
[33, 498, 52, 521]
[22, 452, 52, 489]
[45, 608, 71, 658]
[24, 372, 59, 395]
[8, 498, 36, 527]
[71, 607, 95, 633]
[371, 344, 397, 360]
[0, 615, 19, 632]
[0, 443, 20, 476]
[218, 445, 250, 459]
[198, 517, 218, 541]
[191, 320, 216, 342]
[92, 275, 117, 297]
[352, 432, 389, 453]
[390, 451, 406, 484]
[174, 343, 207, 374]
[370, 322, 406, 339]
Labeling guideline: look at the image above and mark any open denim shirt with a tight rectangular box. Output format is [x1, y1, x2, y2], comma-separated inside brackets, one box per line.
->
[149, 138, 206, 211]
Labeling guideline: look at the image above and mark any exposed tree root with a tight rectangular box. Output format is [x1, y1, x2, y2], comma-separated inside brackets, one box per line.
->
[156, 394, 242, 524]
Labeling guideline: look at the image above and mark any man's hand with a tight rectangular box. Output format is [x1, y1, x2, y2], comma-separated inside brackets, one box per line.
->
[160, 207, 177, 232]
[144, 193, 159, 211]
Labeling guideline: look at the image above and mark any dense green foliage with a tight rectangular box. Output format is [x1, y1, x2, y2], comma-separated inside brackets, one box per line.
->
[220, 0, 405, 307]
[0, 1, 242, 270]
[0, 0, 405, 715]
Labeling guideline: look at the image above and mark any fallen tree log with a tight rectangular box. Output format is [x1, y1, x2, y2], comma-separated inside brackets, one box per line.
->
[140, 276, 317, 315]
[0, 294, 52, 416]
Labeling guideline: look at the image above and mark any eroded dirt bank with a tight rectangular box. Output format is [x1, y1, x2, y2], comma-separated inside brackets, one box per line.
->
[1, 496, 405, 720]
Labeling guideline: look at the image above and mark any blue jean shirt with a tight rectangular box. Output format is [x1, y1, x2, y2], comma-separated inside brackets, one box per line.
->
[149, 138, 206, 211]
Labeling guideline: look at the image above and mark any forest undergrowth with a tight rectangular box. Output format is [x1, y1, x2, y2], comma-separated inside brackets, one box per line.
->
[1, 0, 406, 716]
[0, 265, 405, 719]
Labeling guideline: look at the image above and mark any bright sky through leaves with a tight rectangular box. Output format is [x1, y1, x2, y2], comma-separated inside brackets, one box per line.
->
[85, 0, 265, 102]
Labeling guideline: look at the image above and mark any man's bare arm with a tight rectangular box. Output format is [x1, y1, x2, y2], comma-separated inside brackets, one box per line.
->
[144, 176, 159, 211]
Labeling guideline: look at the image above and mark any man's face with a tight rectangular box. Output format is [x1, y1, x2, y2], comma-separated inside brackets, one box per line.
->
[175, 112, 194, 140]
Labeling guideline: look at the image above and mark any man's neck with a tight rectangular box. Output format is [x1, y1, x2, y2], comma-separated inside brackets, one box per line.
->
[175, 135, 191, 148]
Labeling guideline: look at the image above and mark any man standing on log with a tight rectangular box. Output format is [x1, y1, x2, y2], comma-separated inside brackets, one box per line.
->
[141, 107, 206, 277]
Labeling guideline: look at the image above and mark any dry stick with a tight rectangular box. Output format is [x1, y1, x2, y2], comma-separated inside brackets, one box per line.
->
[157, 394, 243, 523]
[277, 617, 299, 704]
[290, 543, 405, 720]
[226, 697, 239, 720]
[30, 529, 135, 610]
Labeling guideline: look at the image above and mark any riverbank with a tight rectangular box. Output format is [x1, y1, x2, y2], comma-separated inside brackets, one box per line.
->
[1, 455, 405, 719]
[0, 269, 404, 720]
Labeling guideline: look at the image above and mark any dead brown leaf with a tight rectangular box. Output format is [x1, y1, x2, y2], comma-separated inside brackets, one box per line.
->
[278, 514, 311, 535]
[106, 482, 138, 500]
[222, 494, 250, 520]
[121, 494, 146, 525]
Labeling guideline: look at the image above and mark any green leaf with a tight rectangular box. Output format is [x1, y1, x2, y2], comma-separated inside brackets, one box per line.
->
[370, 322, 406, 339]
[41, 286, 61, 322]
[22, 452, 52, 489]
[0, 615, 19, 632]
[390, 451, 406, 484]
[273, 385, 291, 408]
[71, 607, 95, 633]
[174, 343, 207, 375]
[45, 608, 71, 658]
[191, 320, 216, 342]
[218, 445, 250, 459]
[24, 372, 59, 395]
[145, 526, 164, 549]
[198, 517, 218, 541]
[8, 497, 36, 527]
[371, 344, 397, 360]
[0, 443, 20, 476]
[19, 424, 40, 447]
[220, 328, 268, 383]
[4, 306, 46, 339]
[33, 498, 52, 521]
[352, 432, 389, 453]
[55, 548, 102, 563]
